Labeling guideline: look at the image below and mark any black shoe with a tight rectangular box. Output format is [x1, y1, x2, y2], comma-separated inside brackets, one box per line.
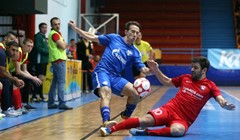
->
[58, 105, 73, 110]
[24, 104, 36, 110]
[48, 104, 58, 109]
[121, 111, 130, 119]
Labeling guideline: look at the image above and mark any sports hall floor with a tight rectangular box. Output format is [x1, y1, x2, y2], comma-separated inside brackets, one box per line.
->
[0, 86, 239, 140]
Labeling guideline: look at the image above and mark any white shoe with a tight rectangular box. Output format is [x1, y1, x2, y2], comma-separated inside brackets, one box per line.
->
[15, 108, 24, 116]
[100, 127, 111, 137]
[0, 113, 5, 118]
[21, 106, 29, 114]
[2, 107, 20, 117]
[103, 120, 117, 128]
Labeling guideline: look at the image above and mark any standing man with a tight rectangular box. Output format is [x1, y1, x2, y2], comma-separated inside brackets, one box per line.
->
[69, 20, 150, 127]
[76, 37, 94, 93]
[133, 32, 153, 79]
[28, 22, 49, 102]
[0, 39, 24, 117]
[48, 17, 72, 110]
[100, 57, 236, 137]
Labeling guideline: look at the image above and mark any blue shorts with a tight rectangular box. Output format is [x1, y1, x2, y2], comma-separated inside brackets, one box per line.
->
[92, 69, 128, 97]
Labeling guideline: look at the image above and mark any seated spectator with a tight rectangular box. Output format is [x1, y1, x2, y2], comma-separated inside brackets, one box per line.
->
[9, 38, 42, 110]
[0, 37, 24, 117]
[0, 81, 5, 118]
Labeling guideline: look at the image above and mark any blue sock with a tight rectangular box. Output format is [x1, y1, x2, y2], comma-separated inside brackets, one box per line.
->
[123, 103, 137, 117]
[101, 106, 110, 123]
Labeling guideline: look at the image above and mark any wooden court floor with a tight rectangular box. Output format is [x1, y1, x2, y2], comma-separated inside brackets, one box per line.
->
[0, 86, 239, 140]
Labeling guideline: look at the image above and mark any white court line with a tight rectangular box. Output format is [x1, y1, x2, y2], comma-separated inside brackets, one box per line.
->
[203, 101, 216, 110]
[220, 89, 240, 102]
[202, 89, 240, 111]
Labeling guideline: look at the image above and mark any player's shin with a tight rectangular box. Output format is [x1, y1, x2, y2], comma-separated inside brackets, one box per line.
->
[101, 106, 110, 123]
[110, 118, 140, 133]
[121, 103, 137, 119]
[13, 88, 22, 110]
[147, 127, 172, 136]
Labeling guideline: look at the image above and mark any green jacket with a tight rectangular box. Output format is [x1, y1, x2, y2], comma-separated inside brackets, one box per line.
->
[29, 32, 49, 64]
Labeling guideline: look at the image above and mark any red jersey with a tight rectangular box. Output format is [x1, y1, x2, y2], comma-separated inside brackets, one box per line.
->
[16, 49, 28, 64]
[163, 74, 221, 125]
[52, 31, 62, 42]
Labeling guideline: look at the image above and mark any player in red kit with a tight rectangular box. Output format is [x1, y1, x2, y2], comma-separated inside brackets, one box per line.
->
[100, 56, 236, 137]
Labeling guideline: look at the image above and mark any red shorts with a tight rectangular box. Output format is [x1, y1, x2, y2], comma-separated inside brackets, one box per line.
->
[148, 107, 189, 133]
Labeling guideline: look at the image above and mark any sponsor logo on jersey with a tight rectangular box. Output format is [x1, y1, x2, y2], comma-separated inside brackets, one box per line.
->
[112, 48, 126, 64]
[182, 86, 203, 100]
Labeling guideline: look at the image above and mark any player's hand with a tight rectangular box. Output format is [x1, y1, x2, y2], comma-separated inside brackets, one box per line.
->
[147, 60, 159, 73]
[223, 102, 236, 110]
[141, 67, 150, 75]
[33, 77, 43, 86]
[14, 78, 25, 88]
[69, 20, 76, 30]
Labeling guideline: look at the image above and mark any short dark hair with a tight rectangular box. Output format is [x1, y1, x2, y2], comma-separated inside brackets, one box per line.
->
[6, 41, 19, 48]
[125, 21, 141, 30]
[70, 38, 75, 42]
[50, 17, 60, 26]
[5, 31, 17, 38]
[192, 56, 210, 71]
[39, 22, 47, 29]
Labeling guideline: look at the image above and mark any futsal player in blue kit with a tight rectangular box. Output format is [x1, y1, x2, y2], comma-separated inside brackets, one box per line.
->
[69, 20, 151, 127]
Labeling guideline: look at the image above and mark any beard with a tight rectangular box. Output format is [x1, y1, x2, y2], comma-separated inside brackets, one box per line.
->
[192, 72, 202, 81]
[5, 50, 12, 58]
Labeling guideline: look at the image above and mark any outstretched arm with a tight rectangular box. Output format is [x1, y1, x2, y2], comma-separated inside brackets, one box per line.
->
[69, 20, 99, 44]
[216, 95, 235, 110]
[147, 60, 174, 86]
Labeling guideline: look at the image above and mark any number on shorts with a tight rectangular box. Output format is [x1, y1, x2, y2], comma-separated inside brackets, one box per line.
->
[152, 108, 163, 116]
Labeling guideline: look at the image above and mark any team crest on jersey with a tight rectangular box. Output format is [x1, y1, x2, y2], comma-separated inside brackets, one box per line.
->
[126, 50, 133, 56]
[200, 85, 206, 91]
[103, 81, 108, 86]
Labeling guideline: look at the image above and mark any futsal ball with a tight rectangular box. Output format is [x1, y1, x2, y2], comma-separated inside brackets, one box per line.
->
[133, 78, 151, 97]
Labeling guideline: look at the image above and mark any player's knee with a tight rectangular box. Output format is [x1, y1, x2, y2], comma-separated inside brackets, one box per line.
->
[99, 87, 112, 100]
[171, 125, 185, 137]
[139, 114, 155, 127]
[132, 91, 140, 101]
[123, 84, 139, 98]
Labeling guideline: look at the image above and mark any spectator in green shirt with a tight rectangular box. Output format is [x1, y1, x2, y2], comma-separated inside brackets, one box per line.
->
[28, 22, 49, 104]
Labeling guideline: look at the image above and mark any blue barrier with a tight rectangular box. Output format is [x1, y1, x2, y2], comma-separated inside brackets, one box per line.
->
[123, 64, 240, 86]
[156, 65, 240, 86]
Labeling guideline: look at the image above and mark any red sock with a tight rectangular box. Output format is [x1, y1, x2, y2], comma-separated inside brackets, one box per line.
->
[110, 118, 140, 133]
[13, 88, 22, 110]
[147, 127, 171, 136]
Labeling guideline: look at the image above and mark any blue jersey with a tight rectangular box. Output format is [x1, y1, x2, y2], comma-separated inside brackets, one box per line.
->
[0, 47, 7, 67]
[96, 33, 145, 76]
